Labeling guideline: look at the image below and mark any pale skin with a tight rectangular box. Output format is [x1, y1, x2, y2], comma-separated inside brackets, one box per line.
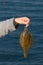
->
[15, 17, 30, 27]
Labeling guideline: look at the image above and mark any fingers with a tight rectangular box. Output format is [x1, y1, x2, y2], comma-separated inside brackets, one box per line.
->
[26, 24, 29, 27]
[20, 17, 30, 27]
[22, 17, 30, 27]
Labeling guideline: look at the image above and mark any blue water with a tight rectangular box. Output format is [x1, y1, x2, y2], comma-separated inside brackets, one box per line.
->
[0, 0, 43, 65]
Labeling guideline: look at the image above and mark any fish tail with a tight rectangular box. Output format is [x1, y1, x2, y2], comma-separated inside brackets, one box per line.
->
[24, 48, 28, 58]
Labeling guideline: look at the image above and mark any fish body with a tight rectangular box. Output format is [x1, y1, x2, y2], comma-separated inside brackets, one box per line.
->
[20, 27, 33, 58]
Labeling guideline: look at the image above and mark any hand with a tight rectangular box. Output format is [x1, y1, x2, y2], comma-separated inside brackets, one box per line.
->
[15, 17, 30, 27]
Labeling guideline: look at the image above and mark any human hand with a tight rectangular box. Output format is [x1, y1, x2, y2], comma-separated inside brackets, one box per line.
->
[15, 17, 30, 27]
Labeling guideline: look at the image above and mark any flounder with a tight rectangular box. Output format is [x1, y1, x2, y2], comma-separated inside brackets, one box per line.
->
[20, 27, 33, 58]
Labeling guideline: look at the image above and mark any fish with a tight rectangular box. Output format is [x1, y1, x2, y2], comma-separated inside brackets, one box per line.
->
[20, 27, 33, 58]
